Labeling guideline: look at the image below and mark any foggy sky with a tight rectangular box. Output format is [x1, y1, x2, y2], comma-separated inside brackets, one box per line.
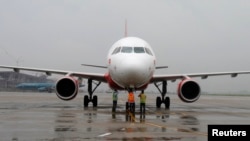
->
[0, 0, 250, 93]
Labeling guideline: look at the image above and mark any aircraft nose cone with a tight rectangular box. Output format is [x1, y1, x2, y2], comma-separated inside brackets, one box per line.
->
[118, 56, 149, 87]
[122, 57, 144, 75]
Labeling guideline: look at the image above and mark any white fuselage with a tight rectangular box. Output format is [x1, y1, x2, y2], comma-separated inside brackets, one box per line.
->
[107, 37, 156, 89]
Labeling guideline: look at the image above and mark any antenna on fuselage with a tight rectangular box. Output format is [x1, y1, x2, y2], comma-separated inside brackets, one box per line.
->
[124, 19, 128, 37]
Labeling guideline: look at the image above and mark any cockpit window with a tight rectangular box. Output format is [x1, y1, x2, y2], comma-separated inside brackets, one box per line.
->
[121, 47, 133, 53]
[134, 47, 145, 53]
[112, 47, 121, 55]
[145, 48, 153, 56]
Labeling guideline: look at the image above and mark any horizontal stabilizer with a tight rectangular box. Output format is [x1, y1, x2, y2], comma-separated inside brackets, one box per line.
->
[156, 66, 168, 69]
[81, 64, 107, 69]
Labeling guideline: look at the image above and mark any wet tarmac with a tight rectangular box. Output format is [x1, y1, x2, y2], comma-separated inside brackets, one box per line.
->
[0, 92, 250, 141]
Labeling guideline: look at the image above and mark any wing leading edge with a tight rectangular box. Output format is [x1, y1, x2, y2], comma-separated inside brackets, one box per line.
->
[0, 65, 107, 82]
[151, 71, 250, 82]
[1, 65, 250, 85]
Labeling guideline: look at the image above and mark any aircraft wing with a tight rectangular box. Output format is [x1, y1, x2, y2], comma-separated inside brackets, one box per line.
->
[0, 65, 107, 82]
[151, 71, 250, 82]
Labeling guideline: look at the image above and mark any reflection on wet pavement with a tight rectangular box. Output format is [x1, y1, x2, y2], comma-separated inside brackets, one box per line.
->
[0, 92, 250, 141]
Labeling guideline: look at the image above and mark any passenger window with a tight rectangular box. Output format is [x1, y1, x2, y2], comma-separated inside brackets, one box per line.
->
[145, 48, 153, 56]
[121, 47, 132, 53]
[134, 47, 145, 53]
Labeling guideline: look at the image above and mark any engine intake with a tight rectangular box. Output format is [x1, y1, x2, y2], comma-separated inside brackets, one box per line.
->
[177, 79, 200, 103]
[55, 76, 78, 101]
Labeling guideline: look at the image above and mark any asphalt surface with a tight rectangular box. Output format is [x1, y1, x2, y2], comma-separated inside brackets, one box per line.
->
[0, 92, 250, 141]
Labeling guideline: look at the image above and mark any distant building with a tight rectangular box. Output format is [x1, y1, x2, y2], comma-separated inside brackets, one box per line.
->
[0, 71, 54, 91]
[16, 82, 55, 92]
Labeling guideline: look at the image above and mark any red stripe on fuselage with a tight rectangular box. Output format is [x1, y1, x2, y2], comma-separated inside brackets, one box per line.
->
[104, 73, 149, 90]
[104, 73, 123, 90]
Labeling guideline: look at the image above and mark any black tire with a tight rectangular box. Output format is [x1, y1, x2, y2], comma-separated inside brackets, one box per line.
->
[156, 97, 161, 108]
[84, 95, 89, 107]
[93, 95, 98, 107]
[165, 97, 170, 109]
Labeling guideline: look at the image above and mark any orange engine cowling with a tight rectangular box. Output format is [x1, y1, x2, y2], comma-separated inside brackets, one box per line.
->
[55, 76, 79, 101]
[177, 79, 201, 103]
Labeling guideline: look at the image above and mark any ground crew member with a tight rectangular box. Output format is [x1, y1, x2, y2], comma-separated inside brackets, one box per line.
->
[112, 89, 118, 112]
[138, 90, 146, 113]
[128, 89, 135, 113]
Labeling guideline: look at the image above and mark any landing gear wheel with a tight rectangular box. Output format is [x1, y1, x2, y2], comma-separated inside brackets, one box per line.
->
[84, 95, 89, 107]
[164, 97, 170, 109]
[93, 95, 98, 107]
[156, 97, 161, 108]
[85, 79, 101, 108]
[154, 80, 170, 109]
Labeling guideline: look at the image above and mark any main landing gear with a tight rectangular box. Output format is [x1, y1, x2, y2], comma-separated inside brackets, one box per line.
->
[154, 80, 170, 109]
[84, 79, 101, 107]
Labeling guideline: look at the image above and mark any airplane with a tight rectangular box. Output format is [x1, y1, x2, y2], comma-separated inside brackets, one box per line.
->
[1, 36, 250, 110]
[16, 82, 85, 93]
[16, 82, 55, 92]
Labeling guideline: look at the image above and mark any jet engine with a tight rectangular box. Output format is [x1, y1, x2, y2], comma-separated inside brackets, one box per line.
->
[55, 76, 79, 101]
[177, 79, 200, 103]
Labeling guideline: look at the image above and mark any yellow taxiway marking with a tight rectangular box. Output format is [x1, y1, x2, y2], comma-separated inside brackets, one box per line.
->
[117, 94, 207, 136]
